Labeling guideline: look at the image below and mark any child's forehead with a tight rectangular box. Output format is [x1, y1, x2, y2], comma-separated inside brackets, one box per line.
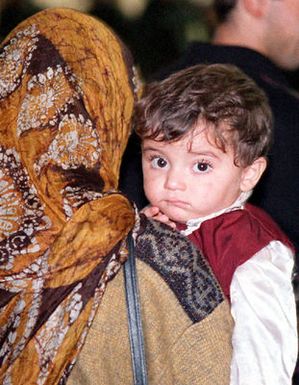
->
[191, 119, 230, 136]
[144, 129, 212, 150]
[185, 126, 219, 151]
[142, 120, 234, 157]
[172, 122, 227, 147]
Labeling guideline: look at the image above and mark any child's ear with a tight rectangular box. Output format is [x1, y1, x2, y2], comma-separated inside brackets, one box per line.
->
[240, 157, 267, 192]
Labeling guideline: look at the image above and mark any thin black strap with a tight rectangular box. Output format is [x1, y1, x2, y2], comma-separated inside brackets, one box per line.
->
[124, 233, 148, 385]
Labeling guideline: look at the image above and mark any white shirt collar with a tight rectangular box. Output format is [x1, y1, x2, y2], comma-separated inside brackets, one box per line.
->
[181, 190, 252, 236]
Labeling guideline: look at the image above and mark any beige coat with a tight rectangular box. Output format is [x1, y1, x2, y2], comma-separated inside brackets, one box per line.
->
[68, 218, 233, 385]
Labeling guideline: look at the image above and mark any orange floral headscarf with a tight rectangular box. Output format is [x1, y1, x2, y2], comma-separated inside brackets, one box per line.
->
[0, 7, 139, 384]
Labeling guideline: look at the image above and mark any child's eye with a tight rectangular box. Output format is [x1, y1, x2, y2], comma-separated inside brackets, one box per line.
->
[151, 156, 168, 169]
[193, 161, 212, 173]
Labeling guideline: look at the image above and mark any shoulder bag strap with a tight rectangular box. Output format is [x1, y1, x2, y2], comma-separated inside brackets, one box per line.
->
[124, 233, 148, 385]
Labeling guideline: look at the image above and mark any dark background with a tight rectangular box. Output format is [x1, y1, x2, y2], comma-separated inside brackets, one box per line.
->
[1, 0, 299, 87]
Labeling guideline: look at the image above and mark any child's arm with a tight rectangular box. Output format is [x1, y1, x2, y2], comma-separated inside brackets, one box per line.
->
[229, 241, 297, 385]
[141, 206, 177, 229]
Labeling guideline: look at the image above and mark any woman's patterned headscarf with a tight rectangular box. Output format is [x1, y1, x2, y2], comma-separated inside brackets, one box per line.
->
[0, 7, 138, 384]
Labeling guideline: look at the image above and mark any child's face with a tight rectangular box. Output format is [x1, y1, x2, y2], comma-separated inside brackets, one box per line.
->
[142, 125, 249, 223]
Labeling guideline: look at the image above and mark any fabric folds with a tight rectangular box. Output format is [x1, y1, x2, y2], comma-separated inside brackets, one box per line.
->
[0, 7, 138, 385]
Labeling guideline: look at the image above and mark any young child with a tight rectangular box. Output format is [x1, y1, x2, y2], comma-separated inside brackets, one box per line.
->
[134, 64, 298, 385]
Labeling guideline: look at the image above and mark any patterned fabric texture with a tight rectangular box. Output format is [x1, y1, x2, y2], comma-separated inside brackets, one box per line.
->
[0, 7, 139, 385]
[136, 216, 224, 322]
[67, 216, 233, 385]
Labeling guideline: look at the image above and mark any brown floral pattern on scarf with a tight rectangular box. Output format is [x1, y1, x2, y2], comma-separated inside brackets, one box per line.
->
[0, 7, 138, 385]
[0, 146, 51, 270]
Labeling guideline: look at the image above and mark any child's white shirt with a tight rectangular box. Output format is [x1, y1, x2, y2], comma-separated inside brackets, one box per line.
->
[181, 192, 298, 385]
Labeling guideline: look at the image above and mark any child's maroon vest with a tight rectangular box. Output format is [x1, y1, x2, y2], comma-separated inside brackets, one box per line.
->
[177, 204, 294, 299]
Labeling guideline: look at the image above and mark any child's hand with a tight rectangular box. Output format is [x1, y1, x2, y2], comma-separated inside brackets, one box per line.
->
[141, 206, 176, 229]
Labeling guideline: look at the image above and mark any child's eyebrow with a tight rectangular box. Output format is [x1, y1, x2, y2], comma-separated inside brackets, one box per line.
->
[187, 149, 220, 159]
[142, 146, 162, 152]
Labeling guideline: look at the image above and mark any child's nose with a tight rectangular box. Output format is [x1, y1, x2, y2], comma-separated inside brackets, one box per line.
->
[164, 168, 186, 190]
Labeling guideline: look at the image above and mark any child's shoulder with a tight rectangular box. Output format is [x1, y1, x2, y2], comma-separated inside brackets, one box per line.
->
[199, 203, 294, 262]
[242, 203, 294, 250]
[208, 203, 291, 244]
[192, 205, 294, 297]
